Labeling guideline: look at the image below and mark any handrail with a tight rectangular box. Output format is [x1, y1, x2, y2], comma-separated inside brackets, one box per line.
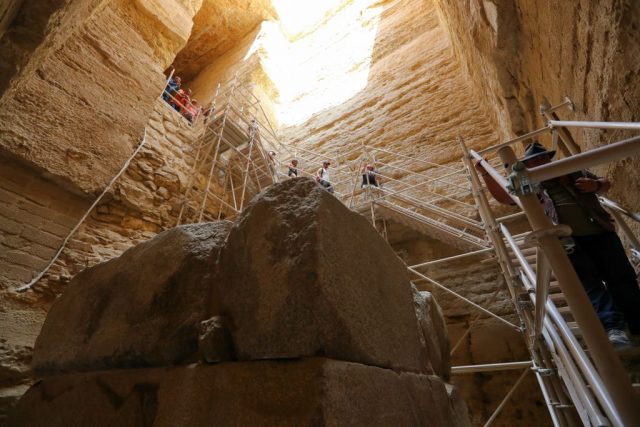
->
[370, 170, 476, 210]
[367, 145, 460, 172]
[491, 142, 638, 426]
[376, 188, 482, 229]
[409, 247, 494, 269]
[600, 197, 640, 251]
[477, 126, 550, 155]
[501, 225, 618, 426]
[374, 159, 470, 192]
[599, 196, 640, 223]
[527, 134, 640, 183]
[547, 120, 640, 130]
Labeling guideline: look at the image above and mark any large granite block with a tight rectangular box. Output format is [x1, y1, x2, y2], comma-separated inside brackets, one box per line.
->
[32, 222, 232, 372]
[8, 358, 470, 427]
[216, 178, 429, 373]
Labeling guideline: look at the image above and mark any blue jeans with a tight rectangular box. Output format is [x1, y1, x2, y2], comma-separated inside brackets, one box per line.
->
[568, 232, 640, 333]
[319, 180, 334, 193]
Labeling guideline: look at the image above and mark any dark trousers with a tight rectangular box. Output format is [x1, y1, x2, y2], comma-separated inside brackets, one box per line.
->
[319, 180, 334, 193]
[361, 174, 378, 188]
[568, 232, 640, 333]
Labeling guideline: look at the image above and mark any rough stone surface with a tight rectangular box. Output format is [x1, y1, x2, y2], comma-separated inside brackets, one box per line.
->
[171, 0, 275, 81]
[432, 0, 640, 244]
[279, 0, 499, 171]
[433, 0, 640, 142]
[7, 358, 471, 427]
[413, 286, 451, 380]
[0, 98, 229, 305]
[399, 235, 549, 426]
[32, 221, 232, 373]
[217, 178, 429, 373]
[0, 0, 201, 195]
[198, 316, 233, 363]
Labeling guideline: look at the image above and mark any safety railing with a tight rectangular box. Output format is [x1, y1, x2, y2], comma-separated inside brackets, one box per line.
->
[161, 70, 210, 126]
[176, 75, 282, 224]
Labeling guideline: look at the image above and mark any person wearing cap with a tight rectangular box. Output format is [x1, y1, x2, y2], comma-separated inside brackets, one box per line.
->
[361, 164, 380, 188]
[288, 159, 299, 178]
[316, 161, 334, 193]
[477, 141, 640, 348]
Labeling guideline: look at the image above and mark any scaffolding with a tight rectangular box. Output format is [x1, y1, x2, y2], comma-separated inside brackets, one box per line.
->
[245, 94, 640, 426]
[175, 76, 279, 225]
[19, 71, 640, 425]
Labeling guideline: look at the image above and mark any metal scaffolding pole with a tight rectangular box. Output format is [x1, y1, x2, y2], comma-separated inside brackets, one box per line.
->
[483, 368, 530, 427]
[451, 361, 532, 374]
[497, 145, 639, 427]
[527, 134, 640, 183]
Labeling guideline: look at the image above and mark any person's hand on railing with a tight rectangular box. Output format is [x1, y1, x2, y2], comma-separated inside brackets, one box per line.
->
[575, 177, 609, 194]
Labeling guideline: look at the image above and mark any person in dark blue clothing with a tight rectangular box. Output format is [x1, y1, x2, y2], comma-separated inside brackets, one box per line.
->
[477, 142, 640, 348]
[163, 76, 181, 102]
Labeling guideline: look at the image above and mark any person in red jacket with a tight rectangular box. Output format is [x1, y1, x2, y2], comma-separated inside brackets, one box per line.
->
[477, 142, 640, 348]
[170, 88, 187, 112]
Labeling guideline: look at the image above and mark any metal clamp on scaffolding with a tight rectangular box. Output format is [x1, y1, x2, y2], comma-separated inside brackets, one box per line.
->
[506, 161, 539, 196]
[523, 224, 572, 247]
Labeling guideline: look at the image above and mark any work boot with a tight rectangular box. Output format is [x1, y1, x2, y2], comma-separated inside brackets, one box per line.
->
[607, 329, 632, 349]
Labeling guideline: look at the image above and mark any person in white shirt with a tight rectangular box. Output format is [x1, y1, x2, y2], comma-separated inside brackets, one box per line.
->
[316, 161, 334, 193]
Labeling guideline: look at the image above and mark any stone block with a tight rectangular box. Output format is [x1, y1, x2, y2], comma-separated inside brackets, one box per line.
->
[8, 358, 470, 427]
[216, 178, 428, 373]
[0, 264, 33, 283]
[148, 117, 165, 133]
[163, 120, 178, 134]
[20, 225, 60, 249]
[0, 216, 24, 235]
[165, 131, 184, 147]
[32, 222, 232, 373]
[2, 250, 46, 270]
[413, 286, 451, 380]
[0, 188, 20, 205]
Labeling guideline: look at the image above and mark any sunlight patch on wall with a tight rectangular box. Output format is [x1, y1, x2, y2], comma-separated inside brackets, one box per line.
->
[249, 0, 383, 126]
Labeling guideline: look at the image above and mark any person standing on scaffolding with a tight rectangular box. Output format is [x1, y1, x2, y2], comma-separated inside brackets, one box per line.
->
[163, 76, 181, 103]
[361, 164, 380, 188]
[249, 118, 259, 139]
[477, 142, 640, 348]
[316, 161, 334, 193]
[288, 159, 299, 178]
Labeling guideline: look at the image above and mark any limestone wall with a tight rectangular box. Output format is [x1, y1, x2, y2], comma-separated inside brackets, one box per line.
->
[18, 99, 211, 302]
[0, 0, 201, 195]
[0, 0, 23, 39]
[171, 0, 275, 81]
[0, 98, 213, 421]
[433, 0, 640, 232]
[187, 24, 281, 130]
[434, 1, 640, 138]
[280, 0, 498, 164]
